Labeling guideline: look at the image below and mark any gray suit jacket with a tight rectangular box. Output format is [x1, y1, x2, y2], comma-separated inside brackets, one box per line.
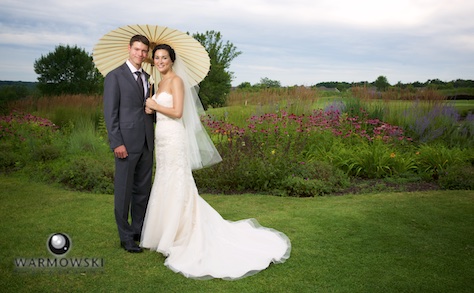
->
[103, 63, 154, 153]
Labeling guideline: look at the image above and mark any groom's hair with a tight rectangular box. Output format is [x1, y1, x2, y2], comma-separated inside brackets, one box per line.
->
[130, 35, 150, 47]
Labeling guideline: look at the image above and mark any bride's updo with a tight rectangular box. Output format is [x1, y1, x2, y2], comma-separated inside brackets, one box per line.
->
[152, 44, 176, 62]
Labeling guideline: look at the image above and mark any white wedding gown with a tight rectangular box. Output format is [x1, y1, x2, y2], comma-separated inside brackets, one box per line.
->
[140, 92, 291, 280]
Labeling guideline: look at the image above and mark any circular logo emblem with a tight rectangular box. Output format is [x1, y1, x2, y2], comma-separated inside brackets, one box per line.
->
[47, 233, 71, 256]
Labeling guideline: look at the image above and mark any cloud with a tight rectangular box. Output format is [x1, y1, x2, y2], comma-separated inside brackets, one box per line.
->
[0, 0, 473, 85]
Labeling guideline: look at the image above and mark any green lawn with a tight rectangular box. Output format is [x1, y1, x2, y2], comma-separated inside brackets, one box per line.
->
[1, 174, 473, 292]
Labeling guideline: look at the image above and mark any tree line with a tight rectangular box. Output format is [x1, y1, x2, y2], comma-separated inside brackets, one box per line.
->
[237, 76, 474, 92]
[315, 78, 474, 92]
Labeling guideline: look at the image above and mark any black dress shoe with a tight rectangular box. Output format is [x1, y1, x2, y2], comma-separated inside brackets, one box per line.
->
[120, 240, 143, 253]
[133, 234, 141, 242]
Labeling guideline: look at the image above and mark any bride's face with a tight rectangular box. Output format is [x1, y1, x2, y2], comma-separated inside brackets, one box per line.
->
[153, 49, 173, 74]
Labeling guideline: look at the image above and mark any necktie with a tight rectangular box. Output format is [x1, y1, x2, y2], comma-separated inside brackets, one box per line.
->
[135, 71, 145, 99]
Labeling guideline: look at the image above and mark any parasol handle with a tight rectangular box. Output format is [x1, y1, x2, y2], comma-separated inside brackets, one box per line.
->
[148, 74, 155, 99]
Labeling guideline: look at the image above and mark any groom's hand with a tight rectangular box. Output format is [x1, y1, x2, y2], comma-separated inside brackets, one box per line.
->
[114, 145, 128, 159]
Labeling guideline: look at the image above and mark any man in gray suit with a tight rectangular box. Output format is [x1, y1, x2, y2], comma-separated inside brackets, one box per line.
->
[103, 35, 155, 253]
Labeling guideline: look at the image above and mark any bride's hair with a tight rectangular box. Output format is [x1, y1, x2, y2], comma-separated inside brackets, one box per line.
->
[152, 44, 176, 62]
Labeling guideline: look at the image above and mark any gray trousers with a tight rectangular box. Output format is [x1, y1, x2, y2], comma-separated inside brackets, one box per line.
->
[113, 144, 153, 242]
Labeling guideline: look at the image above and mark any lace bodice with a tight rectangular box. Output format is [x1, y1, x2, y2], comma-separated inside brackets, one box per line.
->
[153, 92, 180, 122]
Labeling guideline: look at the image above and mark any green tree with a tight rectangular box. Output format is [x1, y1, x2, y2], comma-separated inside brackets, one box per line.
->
[193, 31, 241, 109]
[315, 81, 351, 91]
[237, 82, 252, 89]
[34, 45, 103, 96]
[412, 81, 425, 88]
[257, 77, 281, 88]
[453, 79, 474, 88]
[374, 75, 390, 91]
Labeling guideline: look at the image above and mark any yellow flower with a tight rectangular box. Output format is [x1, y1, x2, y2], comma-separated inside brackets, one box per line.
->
[390, 152, 396, 158]
[271, 150, 276, 155]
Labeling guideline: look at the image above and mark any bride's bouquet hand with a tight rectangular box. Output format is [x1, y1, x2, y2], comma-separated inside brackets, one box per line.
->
[145, 106, 154, 114]
[146, 98, 158, 110]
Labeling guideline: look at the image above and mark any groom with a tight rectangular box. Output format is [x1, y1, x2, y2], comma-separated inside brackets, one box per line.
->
[103, 35, 155, 253]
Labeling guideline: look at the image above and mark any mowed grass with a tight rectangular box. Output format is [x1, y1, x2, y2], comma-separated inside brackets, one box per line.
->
[1, 174, 473, 293]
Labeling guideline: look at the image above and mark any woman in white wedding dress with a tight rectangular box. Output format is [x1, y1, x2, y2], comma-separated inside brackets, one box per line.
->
[140, 44, 291, 280]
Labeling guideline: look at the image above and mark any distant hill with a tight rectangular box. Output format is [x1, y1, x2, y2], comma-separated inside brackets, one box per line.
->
[0, 80, 37, 90]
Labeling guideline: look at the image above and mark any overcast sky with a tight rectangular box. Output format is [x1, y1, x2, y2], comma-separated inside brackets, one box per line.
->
[1, 0, 473, 86]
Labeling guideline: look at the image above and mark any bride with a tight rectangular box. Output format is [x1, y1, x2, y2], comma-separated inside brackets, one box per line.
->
[141, 44, 291, 280]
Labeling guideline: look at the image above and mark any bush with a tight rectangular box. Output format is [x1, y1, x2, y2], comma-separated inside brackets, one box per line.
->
[415, 144, 469, 180]
[279, 160, 350, 197]
[48, 155, 114, 194]
[331, 139, 417, 179]
[438, 163, 474, 190]
[280, 177, 330, 197]
[194, 138, 291, 193]
[0, 143, 21, 172]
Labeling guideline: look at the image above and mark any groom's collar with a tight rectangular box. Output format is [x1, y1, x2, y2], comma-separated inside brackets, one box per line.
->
[126, 60, 142, 74]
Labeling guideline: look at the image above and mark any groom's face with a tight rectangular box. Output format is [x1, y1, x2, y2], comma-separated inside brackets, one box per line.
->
[128, 41, 149, 70]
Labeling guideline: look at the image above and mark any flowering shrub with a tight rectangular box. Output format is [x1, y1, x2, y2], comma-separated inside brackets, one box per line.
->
[197, 99, 472, 193]
[401, 101, 474, 148]
[197, 108, 414, 194]
[204, 108, 411, 145]
[0, 111, 60, 171]
[0, 110, 114, 194]
[0, 110, 57, 139]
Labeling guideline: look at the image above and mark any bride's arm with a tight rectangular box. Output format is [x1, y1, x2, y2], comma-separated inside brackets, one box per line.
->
[146, 77, 184, 119]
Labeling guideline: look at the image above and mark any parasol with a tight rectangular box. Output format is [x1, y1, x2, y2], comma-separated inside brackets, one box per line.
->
[92, 24, 210, 86]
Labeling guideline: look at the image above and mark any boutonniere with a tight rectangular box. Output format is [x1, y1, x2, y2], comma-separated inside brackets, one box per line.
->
[148, 75, 155, 86]
[148, 76, 155, 98]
